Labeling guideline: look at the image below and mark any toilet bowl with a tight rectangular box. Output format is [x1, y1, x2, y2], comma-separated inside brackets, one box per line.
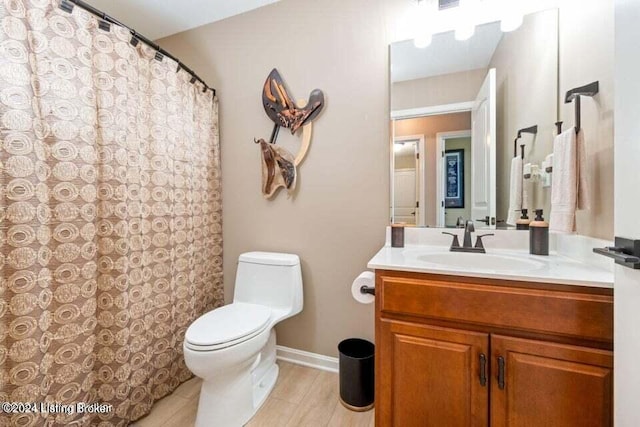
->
[183, 252, 303, 427]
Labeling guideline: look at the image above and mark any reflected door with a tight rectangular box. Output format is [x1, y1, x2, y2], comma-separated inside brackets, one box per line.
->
[394, 169, 417, 224]
[471, 69, 497, 229]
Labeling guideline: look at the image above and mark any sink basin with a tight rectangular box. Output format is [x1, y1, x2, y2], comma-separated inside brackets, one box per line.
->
[415, 252, 546, 272]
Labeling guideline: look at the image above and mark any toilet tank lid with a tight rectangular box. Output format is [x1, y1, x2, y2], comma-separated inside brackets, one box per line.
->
[239, 252, 300, 266]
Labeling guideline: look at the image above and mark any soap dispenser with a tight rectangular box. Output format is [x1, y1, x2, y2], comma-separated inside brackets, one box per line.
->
[529, 209, 549, 255]
[516, 209, 531, 230]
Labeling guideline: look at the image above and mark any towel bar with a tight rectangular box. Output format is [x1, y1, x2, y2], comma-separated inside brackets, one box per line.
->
[513, 125, 538, 158]
[565, 81, 599, 133]
[593, 237, 640, 270]
[555, 121, 563, 134]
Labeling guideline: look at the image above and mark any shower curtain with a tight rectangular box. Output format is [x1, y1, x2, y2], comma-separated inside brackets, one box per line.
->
[0, 2, 223, 425]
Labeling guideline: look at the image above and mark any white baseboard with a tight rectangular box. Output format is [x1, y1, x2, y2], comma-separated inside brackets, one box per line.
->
[276, 345, 339, 373]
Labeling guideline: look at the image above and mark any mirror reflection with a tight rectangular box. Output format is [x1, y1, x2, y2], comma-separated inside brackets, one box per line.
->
[390, 8, 559, 229]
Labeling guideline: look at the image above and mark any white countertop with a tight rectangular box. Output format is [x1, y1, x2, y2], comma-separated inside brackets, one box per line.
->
[367, 244, 614, 289]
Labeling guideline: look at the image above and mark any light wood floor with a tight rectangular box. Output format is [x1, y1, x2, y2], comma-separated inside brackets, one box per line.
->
[131, 361, 374, 427]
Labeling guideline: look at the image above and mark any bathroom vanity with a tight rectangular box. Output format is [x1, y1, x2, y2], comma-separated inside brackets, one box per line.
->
[368, 230, 614, 427]
[380, 2, 617, 424]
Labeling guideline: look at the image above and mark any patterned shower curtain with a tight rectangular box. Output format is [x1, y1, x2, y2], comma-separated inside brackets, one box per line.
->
[0, 1, 223, 425]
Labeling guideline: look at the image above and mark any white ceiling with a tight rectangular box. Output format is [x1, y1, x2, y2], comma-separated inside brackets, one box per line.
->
[84, 0, 280, 40]
[391, 21, 503, 83]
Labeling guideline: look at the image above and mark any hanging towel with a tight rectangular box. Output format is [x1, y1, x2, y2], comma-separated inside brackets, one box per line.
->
[507, 156, 523, 226]
[522, 169, 531, 211]
[549, 128, 590, 232]
[576, 129, 591, 210]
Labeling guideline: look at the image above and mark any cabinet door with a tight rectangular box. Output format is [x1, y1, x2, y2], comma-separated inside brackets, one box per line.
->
[376, 319, 489, 427]
[491, 335, 613, 427]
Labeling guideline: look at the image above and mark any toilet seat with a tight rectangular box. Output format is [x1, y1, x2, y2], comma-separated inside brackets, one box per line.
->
[185, 303, 272, 351]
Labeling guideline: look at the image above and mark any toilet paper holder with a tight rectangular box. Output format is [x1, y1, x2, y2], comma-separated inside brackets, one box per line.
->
[360, 286, 375, 296]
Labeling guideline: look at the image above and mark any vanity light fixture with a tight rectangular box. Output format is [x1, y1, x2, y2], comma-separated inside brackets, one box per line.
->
[411, 0, 530, 47]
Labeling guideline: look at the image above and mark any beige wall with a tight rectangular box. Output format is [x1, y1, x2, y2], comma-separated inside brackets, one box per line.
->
[158, 0, 614, 357]
[444, 137, 472, 226]
[490, 9, 558, 225]
[559, 0, 614, 239]
[491, 1, 614, 238]
[391, 68, 487, 111]
[394, 112, 471, 226]
[159, 0, 405, 357]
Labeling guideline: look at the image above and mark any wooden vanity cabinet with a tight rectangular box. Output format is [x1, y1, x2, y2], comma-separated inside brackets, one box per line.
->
[374, 270, 613, 427]
[490, 335, 612, 427]
[378, 319, 489, 426]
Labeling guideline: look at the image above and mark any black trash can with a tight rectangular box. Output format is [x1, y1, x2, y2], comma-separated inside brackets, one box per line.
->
[338, 338, 375, 411]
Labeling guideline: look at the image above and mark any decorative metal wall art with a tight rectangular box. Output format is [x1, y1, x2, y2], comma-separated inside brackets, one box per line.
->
[255, 68, 325, 198]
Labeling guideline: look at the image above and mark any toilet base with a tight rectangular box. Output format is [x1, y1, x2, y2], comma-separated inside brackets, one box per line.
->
[251, 359, 279, 415]
[194, 330, 278, 427]
[250, 328, 278, 414]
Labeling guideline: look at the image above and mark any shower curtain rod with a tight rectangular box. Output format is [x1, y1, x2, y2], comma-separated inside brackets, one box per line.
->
[60, 0, 216, 97]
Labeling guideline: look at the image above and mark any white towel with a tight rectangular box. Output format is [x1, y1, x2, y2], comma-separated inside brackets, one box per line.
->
[522, 171, 531, 211]
[507, 156, 523, 226]
[549, 128, 591, 233]
[576, 129, 591, 210]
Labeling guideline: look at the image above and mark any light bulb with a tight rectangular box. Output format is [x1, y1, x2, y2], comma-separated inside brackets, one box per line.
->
[416, 0, 429, 18]
[455, 0, 476, 41]
[414, 32, 433, 48]
[501, 11, 523, 32]
[500, 0, 523, 32]
[413, 0, 433, 48]
[455, 24, 475, 41]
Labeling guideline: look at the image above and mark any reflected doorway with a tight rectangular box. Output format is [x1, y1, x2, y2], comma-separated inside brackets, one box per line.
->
[391, 111, 472, 227]
[436, 131, 472, 227]
[392, 135, 424, 225]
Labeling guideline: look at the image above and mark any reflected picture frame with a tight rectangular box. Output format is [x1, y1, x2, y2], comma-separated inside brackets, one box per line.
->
[445, 149, 464, 209]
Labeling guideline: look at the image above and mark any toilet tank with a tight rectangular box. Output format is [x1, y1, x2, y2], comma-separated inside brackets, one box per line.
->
[234, 252, 303, 319]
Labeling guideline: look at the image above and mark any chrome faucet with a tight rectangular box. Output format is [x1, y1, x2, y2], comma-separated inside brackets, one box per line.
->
[443, 220, 494, 254]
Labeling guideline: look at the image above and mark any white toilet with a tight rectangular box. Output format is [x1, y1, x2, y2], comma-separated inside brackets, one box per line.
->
[183, 252, 303, 427]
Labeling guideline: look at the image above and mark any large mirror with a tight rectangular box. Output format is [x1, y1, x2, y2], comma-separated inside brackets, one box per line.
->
[390, 8, 558, 229]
